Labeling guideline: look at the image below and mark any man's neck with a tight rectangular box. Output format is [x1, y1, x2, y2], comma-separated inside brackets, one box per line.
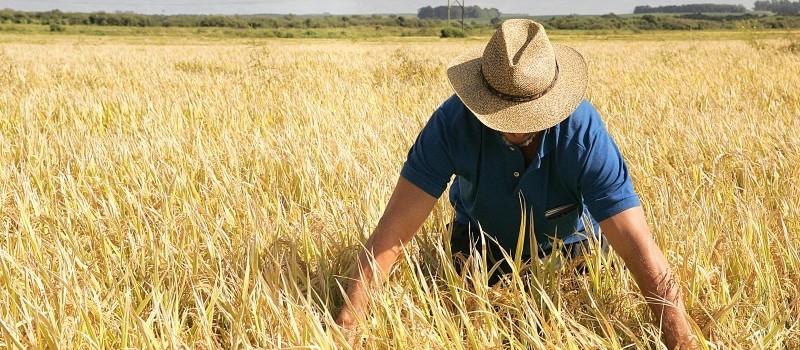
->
[521, 132, 543, 168]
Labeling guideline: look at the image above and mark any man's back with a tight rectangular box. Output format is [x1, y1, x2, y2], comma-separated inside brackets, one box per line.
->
[401, 95, 640, 256]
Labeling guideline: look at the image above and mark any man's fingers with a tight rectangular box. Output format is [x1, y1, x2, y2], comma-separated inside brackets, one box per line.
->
[336, 323, 362, 349]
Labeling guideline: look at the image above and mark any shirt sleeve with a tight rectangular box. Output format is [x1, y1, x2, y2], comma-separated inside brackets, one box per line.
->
[400, 108, 456, 199]
[576, 120, 641, 223]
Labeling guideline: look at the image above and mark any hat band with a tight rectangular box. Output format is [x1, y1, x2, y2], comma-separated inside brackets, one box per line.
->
[479, 62, 560, 103]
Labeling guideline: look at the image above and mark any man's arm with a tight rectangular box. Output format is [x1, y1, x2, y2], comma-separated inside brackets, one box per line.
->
[336, 175, 438, 330]
[599, 206, 698, 350]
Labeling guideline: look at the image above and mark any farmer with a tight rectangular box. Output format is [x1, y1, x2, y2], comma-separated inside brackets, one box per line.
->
[337, 19, 697, 349]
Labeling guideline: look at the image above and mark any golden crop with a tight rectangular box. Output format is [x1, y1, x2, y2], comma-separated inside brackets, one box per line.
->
[1, 35, 798, 349]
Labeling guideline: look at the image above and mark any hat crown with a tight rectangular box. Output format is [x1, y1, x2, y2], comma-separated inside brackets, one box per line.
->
[481, 20, 556, 97]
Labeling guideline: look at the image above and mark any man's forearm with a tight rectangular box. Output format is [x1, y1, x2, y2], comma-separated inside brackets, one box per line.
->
[336, 176, 440, 328]
[338, 230, 406, 325]
[620, 238, 696, 349]
[600, 208, 697, 349]
[631, 263, 696, 349]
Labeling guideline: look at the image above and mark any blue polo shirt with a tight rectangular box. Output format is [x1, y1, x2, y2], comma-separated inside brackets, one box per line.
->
[400, 95, 641, 256]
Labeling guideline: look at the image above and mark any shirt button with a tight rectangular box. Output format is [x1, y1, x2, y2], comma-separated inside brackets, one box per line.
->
[513, 171, 520, 177]
[509, 146, 515, 151]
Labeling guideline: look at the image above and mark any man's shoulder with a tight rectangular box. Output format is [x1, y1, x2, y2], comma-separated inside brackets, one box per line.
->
[436, 94, 479, 123]
[557, 99, 606, 141]
[429, 94, 483, 133]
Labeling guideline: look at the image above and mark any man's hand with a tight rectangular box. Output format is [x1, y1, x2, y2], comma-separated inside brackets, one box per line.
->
[600, 207, 700, 350]
[335, 176, 438, 340]
[336, 307, 358, 330]
[335, 307, 361, 348]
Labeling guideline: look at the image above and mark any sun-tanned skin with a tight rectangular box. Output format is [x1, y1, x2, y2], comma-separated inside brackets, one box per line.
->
[501, 132, 537, 146]
[336, 174, 698, 349]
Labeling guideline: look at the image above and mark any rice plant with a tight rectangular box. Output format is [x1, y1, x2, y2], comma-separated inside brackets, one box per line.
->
[0, 35, 798, 349]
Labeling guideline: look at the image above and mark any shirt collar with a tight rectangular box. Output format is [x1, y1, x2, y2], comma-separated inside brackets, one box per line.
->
[492, 125, 557, 170]
[531, 126, 556, 169]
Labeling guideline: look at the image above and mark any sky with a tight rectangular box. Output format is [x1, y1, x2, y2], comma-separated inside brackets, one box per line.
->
[0, 0, 754, 16]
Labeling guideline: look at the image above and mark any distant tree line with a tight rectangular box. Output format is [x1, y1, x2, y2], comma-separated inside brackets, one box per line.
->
[417, 5, 500, 20]
[754, 0, 800, 14]
[634, 4, 747, 14]
[544, 13, 800, 30]
[0, 9, 441, 28]
[2, 8, 800, 32]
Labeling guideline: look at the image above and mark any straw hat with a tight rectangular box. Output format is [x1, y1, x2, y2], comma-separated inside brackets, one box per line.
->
[446, 19, 588, 133]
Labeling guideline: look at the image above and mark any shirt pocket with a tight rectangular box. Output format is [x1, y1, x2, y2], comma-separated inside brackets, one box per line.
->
[544, 203, 581, 239]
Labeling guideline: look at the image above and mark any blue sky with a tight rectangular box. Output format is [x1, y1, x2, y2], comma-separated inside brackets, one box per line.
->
[0, 0, 753, 16]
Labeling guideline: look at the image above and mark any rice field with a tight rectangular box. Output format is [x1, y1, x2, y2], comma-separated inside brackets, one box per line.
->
[1, 33, 799, 349]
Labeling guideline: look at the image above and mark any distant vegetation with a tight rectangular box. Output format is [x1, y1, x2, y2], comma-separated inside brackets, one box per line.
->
[0, 9, 441, 29]
[545, 13, 800, 30]
[634, 4, 748, 14]
[1, 7, 800, 37]
[754, 0, 800, 14]
[417, 5, 500, 20]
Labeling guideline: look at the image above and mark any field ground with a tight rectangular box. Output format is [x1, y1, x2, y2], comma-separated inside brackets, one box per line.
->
[1, 31, 799, 348]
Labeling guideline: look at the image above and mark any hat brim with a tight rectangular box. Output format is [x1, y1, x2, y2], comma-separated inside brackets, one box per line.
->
[446, 44, 588, 133]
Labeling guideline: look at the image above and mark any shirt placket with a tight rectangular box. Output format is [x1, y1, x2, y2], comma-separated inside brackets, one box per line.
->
[505, 144, 526, 189]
